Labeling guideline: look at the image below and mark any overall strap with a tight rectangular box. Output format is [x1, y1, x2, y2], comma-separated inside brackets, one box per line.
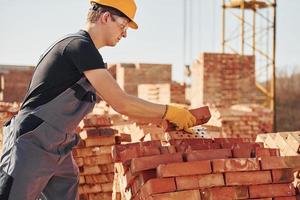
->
[20, 34, 86, 109]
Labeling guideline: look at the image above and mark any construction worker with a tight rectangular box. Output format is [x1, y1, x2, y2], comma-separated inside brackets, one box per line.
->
[0, 0, 196, 199]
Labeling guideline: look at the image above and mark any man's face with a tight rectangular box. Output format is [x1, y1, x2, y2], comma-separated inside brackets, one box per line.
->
[106, 13, 130, 46]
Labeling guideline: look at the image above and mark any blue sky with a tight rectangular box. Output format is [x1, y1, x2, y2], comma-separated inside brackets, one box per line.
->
[0, 0, 299, 82]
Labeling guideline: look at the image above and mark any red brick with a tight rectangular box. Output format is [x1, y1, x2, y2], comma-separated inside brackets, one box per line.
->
[176, 174, 225, 190]
[175, 176, 199, 190]
[272, 169, 294, 183]
[80, 128, 117, 138]
[214, 138, 246, 143]
[101, 182, 113, 192]
[185, 149, 232, 161]
[74, 146, 112, 157]
[141, 146, 161, 157]
[150, 190, 201, 200]
[117, 133, 132, 143]
[256, 148, 272, 157]
[85, 173, 114, 184]
[274, 197, 297, 200]
[176, 143, 220, 152]
[112, 141, 161, 161]
[198, 173, 225, 189]
[88, 192, 112, 200]
[191, 143, 221, 150]
[99, 163, 115, 174]
[225, 171, 272, 185]
[140, 178, 176, 196]
[159, 146, 176, 154]
[221, 142, 263, 149]
[82, 184, 102, 193]
[260, 156, 300, 170]
[256, 147, 280, 157]
[81, 115, 111, 128]
[232, 146, 254, 158]
[212, 158, 260, 172]
[80, 166, 100, 175]
[79, 176, 85, 184]
[200, 186, 249, 200]
[157, 160, 211, 177]
[131, 153, 183, 174]
[169, 139, 213, 146]
[83, 154, 112, 165]
[85, 135, 116, 147]
[249, 183, 296, 198]
[119, 147, 140, 162]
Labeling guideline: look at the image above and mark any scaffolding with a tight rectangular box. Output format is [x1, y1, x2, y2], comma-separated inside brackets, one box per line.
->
[222, 0, 277, 131]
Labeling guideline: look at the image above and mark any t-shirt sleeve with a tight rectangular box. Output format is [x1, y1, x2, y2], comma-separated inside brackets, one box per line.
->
[64, 38, 106, 72]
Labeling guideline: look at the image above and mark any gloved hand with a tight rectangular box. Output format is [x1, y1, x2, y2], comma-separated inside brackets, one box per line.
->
[163, 105, 196, 133]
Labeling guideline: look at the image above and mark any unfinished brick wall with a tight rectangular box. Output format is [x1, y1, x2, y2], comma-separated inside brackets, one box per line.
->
[111, 63, 172, 96]
[0, 65, 34, 102]
[138, 84, 170, 104]
[171, 81, 186, 105]
[191, 53, 256, 108]
[109, 63, 187, 105]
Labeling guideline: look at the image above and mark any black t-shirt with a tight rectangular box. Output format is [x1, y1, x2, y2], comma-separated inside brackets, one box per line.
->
[21, 30, 106, 109]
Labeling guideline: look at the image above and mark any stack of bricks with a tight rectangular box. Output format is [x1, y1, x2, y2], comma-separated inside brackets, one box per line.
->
[111, 116, 165, 143]
[73, 113, 131, 200]
[138, 83, 170, 104]
[0, 102, 19, 155]
[112, 138, 300, 200]
[256, 132, 300, 156]
[205, 104, 273, 140]
[257, 131, 300, 190]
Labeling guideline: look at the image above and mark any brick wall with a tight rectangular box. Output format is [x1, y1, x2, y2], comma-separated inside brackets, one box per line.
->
[114, 63, 172, 96]
[138, 84, 170, 104]
[0, 65, 34, 102]
[191, 53, 256, 108]
[171, 81, 186, 105]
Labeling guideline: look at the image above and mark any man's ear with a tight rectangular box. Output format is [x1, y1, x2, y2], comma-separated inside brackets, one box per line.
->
[100, 11, 110, 24]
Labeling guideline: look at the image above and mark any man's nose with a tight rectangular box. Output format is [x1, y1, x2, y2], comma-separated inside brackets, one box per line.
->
[122, 30, 127, 38]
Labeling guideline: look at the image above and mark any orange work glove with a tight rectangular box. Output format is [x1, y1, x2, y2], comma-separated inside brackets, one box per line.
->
[163, 105, 196, 133]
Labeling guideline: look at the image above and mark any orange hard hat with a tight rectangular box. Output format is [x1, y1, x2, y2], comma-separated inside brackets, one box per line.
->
[90, 0, 138, 29]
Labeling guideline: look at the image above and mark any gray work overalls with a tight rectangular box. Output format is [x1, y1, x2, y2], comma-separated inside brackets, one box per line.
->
[0, 35, 98, 200]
